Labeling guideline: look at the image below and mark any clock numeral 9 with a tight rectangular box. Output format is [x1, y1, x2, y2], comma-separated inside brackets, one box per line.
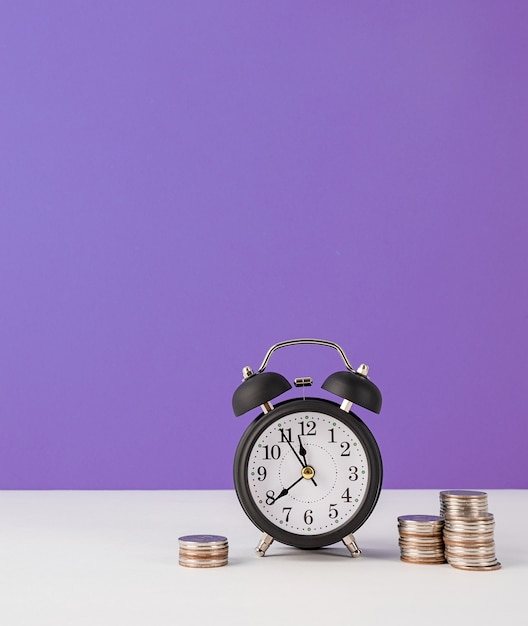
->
[263, 445, 281, 460]
[304, 510, 313, 525]
[257, 466, 267, 481]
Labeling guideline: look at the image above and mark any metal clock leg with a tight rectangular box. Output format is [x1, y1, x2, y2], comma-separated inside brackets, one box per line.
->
[342, 533, 361, 557]
[255, 532, 274, 556]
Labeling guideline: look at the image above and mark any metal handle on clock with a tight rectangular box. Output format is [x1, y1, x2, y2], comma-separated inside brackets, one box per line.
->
[257, 338, 355, 374]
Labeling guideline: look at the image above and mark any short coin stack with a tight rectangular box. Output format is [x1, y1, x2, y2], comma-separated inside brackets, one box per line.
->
[178, 534, 229, 568]
[397, 515, 446, 564]
[440, 490, 501, 571]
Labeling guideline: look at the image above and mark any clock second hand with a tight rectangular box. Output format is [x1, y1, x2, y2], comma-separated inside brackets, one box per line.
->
[268, 475, 304, 504]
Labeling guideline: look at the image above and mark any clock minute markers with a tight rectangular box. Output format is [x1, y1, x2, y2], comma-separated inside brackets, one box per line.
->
[279, 429, 304, 468]
[279, 428, 318, 487]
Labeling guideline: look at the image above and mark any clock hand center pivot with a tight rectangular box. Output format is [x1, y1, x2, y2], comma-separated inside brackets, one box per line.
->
[298, 434, 317, 487]
[301, 465, 315, 480]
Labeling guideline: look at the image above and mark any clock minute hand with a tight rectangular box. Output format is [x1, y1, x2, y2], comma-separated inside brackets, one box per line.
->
[280, 430, 306, 470]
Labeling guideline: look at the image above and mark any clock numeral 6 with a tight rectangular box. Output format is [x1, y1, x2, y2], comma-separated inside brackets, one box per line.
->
[304, 510, 313, 525]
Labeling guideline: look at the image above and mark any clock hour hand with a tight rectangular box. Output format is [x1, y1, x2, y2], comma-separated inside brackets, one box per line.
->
[298, 435, 317, 487]
[268, 476, 304, 504]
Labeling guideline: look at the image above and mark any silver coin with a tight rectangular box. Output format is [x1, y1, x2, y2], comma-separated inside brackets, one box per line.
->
[399, 537, 444, 545]
[449, 561, 501, 571]
[398, 515, 444, 523]
[440, 490, 488, 498]
[179, 557, 228, 568]
[401, 556, 446, 565]
[179, 534, 228, 546]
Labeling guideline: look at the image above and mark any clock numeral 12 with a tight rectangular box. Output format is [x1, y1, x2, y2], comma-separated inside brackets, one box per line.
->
[298, 420, 316, 436]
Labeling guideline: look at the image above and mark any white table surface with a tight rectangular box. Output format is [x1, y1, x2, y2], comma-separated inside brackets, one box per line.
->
[0, 489, 526, 625]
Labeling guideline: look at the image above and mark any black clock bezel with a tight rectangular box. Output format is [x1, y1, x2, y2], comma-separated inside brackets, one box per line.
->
[233, 397, 383, 549]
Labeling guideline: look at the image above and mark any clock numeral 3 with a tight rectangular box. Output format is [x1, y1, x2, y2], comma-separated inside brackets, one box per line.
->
[349, 466, 358, 481]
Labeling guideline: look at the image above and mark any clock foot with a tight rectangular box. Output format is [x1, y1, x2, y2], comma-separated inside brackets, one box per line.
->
[255, 533, 274, 556]
[342, 533, 361, 557]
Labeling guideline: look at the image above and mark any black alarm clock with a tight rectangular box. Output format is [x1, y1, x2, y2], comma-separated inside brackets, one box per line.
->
[232, 339, 383, 557]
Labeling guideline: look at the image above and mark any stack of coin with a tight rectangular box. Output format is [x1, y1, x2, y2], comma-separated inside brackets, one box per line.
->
[178, 534, 229, 568]
[440, 491, 501, 571]
[440, 490, 488, 518]
[397, 515, 446, 564]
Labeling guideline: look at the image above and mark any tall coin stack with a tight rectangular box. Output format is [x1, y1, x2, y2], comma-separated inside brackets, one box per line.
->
[178, 534, 229, 568]
[397, 515, 446, 564]
[440, 490, 501, 571]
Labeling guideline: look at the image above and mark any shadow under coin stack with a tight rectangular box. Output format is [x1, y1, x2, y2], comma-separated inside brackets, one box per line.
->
[440, 490, 501, 571]
[178, 534, 229, 568]
[397, 515, 446, 564]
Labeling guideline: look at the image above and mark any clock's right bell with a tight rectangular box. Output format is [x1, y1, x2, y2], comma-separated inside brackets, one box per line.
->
[322, 369, 382, 414]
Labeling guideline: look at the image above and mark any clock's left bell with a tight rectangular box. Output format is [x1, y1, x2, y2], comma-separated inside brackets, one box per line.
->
[232, 368, 291, 417]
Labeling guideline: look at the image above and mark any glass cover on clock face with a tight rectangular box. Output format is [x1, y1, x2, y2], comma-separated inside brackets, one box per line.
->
[246, 410, 371, 536]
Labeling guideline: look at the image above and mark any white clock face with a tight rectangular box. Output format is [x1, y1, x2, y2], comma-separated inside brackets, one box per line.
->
[247, 410, 371, 536]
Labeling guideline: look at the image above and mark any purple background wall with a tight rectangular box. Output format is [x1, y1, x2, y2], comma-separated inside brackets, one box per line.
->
[1, 2, 526, 489]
